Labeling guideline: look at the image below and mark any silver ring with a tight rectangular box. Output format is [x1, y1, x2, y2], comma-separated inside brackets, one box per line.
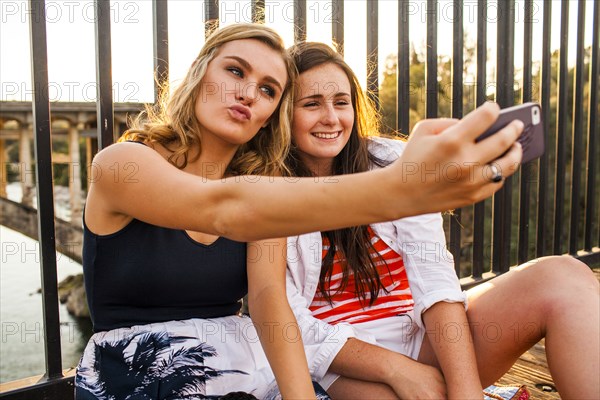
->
[489, 164, 503, 183]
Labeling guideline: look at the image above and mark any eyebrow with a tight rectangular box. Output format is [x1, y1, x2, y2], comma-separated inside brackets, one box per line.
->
[223, 55, 284, 92]
[297, 92, 351, 102]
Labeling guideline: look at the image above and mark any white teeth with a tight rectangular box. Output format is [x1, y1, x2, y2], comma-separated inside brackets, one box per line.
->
[313, 132, 340, 139]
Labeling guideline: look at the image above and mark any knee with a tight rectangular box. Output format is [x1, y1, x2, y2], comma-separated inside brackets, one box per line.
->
[521, 255, 598, 293]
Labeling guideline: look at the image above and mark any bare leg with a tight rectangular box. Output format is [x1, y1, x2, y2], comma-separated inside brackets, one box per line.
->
[418, 256, 599, 399]
[328, 377, 397, 400]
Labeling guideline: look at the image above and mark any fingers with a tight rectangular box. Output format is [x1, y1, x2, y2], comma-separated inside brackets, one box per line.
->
[443, 102, 500, 141]
[472, 142, 521, 191]
[476, 120, 524, 164]
[396, 102, 526, 212]
[471, 142, 522, 203]
[411, 118, 459, 137]
[489, 142, 523, 181]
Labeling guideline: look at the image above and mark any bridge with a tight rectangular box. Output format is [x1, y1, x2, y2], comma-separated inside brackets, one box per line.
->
[0, 196, 82, 264]
[0, 101, 144, 264]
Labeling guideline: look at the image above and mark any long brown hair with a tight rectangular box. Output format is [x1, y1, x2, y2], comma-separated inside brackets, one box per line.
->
[287, 42, 391, 306]
[120, 23, 297, 176]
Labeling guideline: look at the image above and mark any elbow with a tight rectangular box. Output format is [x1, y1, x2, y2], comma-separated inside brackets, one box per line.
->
[211, 213, 235, 240]
[204, 188, 259, 241]
[212, 211, 256, 242]
[212, 204, 263, 242]
[247, 285, 285, 317]
[246, 293, 261, 318]
[198, 178, 268, 242]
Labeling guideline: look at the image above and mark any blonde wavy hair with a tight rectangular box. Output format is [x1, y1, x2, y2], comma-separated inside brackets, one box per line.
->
[120, 23, 297, 176]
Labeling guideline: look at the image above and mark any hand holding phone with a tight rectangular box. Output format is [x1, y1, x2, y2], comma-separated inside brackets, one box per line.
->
[476, 102, 544, 164]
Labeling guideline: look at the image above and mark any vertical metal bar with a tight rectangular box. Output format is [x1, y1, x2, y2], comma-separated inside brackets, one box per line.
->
[332, 0, 344, 55]
[95, 0, 114, 150]
[537, 0, 552, 257]
[502, 1, 515, 271]
[367, 0, 379, 110]
[518, 0, 533, 264]
[450, 0, 464, 276]
[569, 0, 586, 254]
[554, 0, 569, 255]
[204, 0, 219, 38]
[28, 0, 62, 379]
[493, 0, 515, 273]
[521, 0, 533, 105]
[585, 0, 599, 250]
[473, 0, 487, 279]
[426, 0, 438, 118]
[397, 0, 410, 134]
[294, 0, 306, 43]
[251, 0, 265, 23]
[451, 0, 463, 119]
[153, 0, 169, 102]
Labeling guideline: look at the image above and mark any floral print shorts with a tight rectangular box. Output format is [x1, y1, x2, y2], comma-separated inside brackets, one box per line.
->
[75, 316, 329, 399]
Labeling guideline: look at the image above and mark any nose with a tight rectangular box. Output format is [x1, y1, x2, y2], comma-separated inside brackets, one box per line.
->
[321, 102, 339, 125]
[237, 83, 260, 105]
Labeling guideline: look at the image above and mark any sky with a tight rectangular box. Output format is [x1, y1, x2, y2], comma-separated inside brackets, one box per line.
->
[0, 0, 595, 103]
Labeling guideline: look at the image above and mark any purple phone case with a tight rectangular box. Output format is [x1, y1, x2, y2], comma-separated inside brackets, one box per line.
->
[476, 103, 545, 164]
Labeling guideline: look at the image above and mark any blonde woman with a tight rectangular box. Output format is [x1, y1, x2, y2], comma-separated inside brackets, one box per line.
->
[76, 23, 319, 399]
[75, 24, 523, 399]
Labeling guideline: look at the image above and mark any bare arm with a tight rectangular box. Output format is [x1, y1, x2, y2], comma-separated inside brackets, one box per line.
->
[247, 238, 315, 399]
[329, 338, 447, 399]
[87, 102, 523, 241]
[422, 302, 482, 399]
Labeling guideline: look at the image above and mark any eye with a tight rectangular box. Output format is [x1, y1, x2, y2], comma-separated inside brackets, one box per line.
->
[227, 67, 243, 78]
[260, 85, 276, 98]
[335, 100, 350, 106]
[303, 101, 319, 108]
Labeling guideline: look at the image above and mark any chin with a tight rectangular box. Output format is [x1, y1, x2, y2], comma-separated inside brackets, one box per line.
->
[219, 131, 257, 145]
[312, 151, 340, 160]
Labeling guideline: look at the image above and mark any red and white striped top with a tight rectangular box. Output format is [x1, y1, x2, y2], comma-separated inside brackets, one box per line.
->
[309, 227, 414, 325]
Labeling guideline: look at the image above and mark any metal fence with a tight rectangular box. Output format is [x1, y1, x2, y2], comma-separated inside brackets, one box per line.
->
[0, 0, 598, 398]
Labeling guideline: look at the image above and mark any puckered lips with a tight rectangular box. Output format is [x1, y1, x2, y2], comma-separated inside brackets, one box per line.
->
[312, 131, 342, 139]
[229, 104, 252, 121]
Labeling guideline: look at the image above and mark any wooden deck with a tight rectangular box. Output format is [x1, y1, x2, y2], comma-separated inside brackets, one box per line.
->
[496, 338, 559, 399]
[495, 268, 599, 399]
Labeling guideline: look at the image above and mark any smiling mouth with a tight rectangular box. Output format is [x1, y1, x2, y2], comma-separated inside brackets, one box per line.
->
[312, 131, 341, 139]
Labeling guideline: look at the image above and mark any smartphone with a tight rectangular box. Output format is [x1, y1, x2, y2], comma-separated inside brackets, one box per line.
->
[476, 102, 545, 164]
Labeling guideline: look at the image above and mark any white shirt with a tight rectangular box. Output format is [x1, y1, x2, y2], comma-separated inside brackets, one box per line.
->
[286, 136, 467, 381]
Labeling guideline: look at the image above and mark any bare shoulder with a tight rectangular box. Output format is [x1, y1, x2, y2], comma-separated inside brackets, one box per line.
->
[85, 141, 226, 236]
[85, 141, 166, 234]
[91, 141, 160, 168]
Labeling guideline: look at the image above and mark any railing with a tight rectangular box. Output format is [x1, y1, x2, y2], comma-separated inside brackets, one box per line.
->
[0, 0, 598, 398]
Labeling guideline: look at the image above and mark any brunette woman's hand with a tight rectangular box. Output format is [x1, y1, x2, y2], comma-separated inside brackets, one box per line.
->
[385, 361, 447, 400]
[388, 102, 523, 215]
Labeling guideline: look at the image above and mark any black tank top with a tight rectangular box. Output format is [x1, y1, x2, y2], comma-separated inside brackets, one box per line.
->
[83, 217, 247, 332]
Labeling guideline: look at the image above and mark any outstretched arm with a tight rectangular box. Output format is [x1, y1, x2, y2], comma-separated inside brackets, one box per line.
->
[87, 102, 522, 241]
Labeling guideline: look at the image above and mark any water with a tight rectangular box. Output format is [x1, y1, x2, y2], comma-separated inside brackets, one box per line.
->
[1, 184, 92, 384]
